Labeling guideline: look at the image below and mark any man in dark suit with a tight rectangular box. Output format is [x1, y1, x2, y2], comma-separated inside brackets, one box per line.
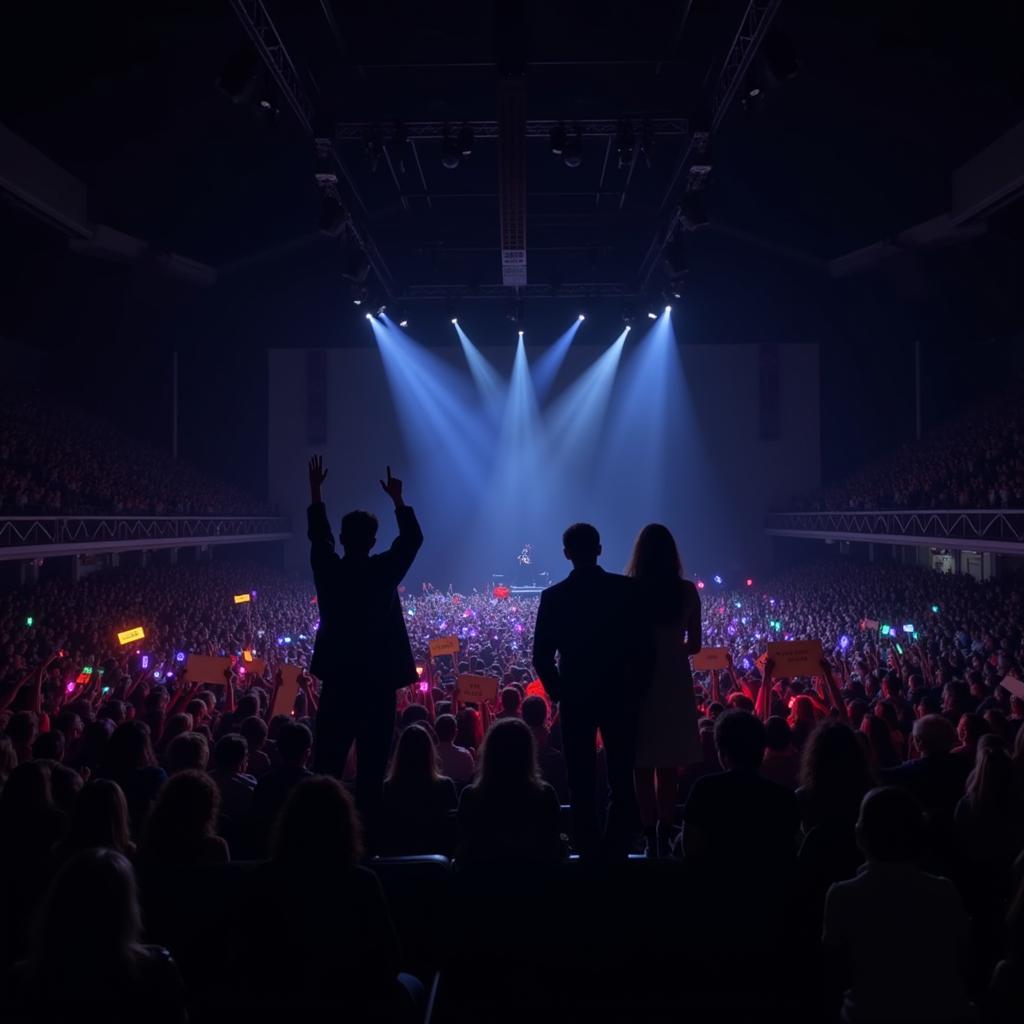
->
[532, 523, 652, 856]
[306, 456, 423, 828]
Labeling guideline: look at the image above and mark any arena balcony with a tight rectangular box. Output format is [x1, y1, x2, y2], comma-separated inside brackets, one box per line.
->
[765, 508, 1024, 555]
[0, 514, 291, 561]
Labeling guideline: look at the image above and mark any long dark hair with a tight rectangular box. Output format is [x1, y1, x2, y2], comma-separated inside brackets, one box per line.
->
[273, 775, 363, 867]
[474, 718, 542, 795]
[626, 523, 686, 625]
[387, 723, 441, 786]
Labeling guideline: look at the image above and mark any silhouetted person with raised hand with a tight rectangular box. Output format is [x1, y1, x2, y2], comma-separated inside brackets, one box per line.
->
[532, 522, 653, 857]
[306, 456, 423, 837]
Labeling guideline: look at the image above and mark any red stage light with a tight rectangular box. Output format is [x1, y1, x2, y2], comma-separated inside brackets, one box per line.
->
[696, 580, 705, 590]
[746, 578, 753, 587]
[493, 585, 510, 599]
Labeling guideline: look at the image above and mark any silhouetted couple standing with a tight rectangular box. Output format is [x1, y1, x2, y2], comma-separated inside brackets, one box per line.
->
[533, 522, 702, 857]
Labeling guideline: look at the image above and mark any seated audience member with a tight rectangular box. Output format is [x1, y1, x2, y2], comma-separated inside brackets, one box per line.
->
[860, 713, 902, 771]
[788, 694, 820, 750]
[496, 686, 522, 719]
[138, 770, 229, 868]
[882, 714, 970, 823]
[458, 718, 563, 864]
[435, 713, 476, 785]
[210, 733, 256, 854]
[455, 706, 484, 753]
[98, 720, 167, 839]
[681, 710, 800, 867]
[52, 778, 135, 867]
[8, 849, 186, 1024]
[238, 714, 272, 777]
[7, 711, 38, 764]
[164, 730, 209, 774]
[953, 712, 990, 764]
[46, 762, 83, 817]
[521, 694, 570, 802]
[251, 720, 313, 849]
[237, 776, 420, 1018]
[760, 716, 800, 789]
[381, 723, 457, 855]
[823, 787, 974, 1024]
[0, 762, 68, 962]
[32, 730, 65, 763]
[798, 721, 875, 834]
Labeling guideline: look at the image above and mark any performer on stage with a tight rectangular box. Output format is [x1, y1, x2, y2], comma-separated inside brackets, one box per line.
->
[516, 543, 533, 586]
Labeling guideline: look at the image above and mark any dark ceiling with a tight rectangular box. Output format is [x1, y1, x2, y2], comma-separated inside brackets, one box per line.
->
[1, 0, 1023, 302]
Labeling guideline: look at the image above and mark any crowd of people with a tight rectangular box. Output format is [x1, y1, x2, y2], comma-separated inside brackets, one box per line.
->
[790, 399, 1024, 511]
[0, 390, 274, 516]
[3, 512, 1024, 1018]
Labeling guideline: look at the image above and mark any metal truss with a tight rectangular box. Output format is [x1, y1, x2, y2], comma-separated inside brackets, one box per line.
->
[335, 118, 690, 142]
[229, 0, 396, 293]
[0, 516, 291, 562]
[764, 509, 1024, 555]
[636, 0, 782, 290]
[403, 281, 637, 299]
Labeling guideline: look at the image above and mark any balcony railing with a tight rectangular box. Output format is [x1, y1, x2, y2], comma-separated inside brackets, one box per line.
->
[765, 509, 1024, 553]
[0, 515, 291, 560]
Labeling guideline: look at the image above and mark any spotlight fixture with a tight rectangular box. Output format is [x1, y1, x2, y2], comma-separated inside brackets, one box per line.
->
[399, 319, 409, 328]
[665, 305, 672, 313]
[647, 311, 658, 320]
[563, 125, 582, 168]
[441, 126, 460, 169]
[625, 325, 632, 332]
[376, 305, 387, 317]
[353, 298, 362, 306]
[451, 317, 458, 325]
[365, 312, 372, 319]
[577, 313, 585, 321]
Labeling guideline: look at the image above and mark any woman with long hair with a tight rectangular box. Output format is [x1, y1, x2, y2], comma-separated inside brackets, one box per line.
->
[626, 523, 702, 856]
[138, 770, 228, 868]
[52, 778, 135, 868]
[457, 718, 563, 863]
[860, 713, 902, 771]
[10, 848, 186, 1024]
[380, 723, 457, 855]
[97, 719, 166, 839]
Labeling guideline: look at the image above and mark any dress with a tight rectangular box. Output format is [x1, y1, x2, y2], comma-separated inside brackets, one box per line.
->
[635, 618, 703, 767]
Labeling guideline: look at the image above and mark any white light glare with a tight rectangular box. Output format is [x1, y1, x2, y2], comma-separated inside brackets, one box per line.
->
[647, 311, 657, 320]
[577, 313, 585, 321]
[518, 330, 524, 337]
[365, 312, 372, 320]
[399, 319, 409, 327]
[665, 305, 672, 313]
[451, 317, 458, 325]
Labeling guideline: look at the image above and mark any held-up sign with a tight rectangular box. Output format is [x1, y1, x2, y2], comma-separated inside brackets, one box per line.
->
[1000, 675, 1024, 701]
[117, 627, 145, 645]
[691, 647, 729, 671]
[766, 639, 823, 678]
[186, 654, 233, 685]
[271, 664, 303, 718]
[429, 636, 460, 658]
[455, 674, 499, 704]
[233, 593, 251, 605]
[860, 618, 880, 632]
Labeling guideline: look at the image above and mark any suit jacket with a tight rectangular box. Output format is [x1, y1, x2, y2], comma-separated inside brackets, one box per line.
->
[531, 565, 653, 705]
[307, 502, 423, 689]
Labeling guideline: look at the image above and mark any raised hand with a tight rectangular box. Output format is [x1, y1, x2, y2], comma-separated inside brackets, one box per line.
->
[379, 465, 404, 507]
[308, 455, 328, 503]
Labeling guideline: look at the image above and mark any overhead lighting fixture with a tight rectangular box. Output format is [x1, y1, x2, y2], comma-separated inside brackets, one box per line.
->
[518, 329, 524, 338]
[577, 313, 585, 321]
[451, 317, 458, 325]
[625, 325, 632, 332]
[665, 305, 672, 313]
[365, 312, 372, 320]
[399, 319, 409, 328]
[376, 305, 387, 317]
[441, 126, 460, 169]
[647, 311, 658, 320]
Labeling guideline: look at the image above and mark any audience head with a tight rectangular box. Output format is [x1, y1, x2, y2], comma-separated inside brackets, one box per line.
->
[275, 721, 313, 767]
[912, 714, 956, 757]
[32, 729, 65, 763]
[764, 716, 793, 753]
[562, 522, 601, 567]
[213, 733, 248, 775]
[856, 787, 926, 863]
[800, 720, 874, 798]
[626, 523, 683, 578]
[714, 710, 766, 771]
[521, 695, 548, 730]
[273, 775, 362, 868]
[965, 734, 1012, 811]
[166, 731, 209, 774]
[102, 720, 156, 775]
[340, 509, 378, 556]
[476, 717, 541, 793]
[64, 778, 132, 855]
[386, 722, 439, 786]
[435, 713, 458, 744]
[142, 769, 219, 860]
[500, 687, 522, 715]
